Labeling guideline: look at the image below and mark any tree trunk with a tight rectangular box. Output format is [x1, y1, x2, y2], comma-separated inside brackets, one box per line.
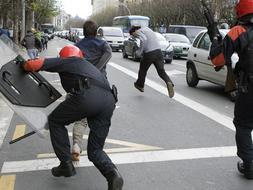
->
[12, 0, 20, 43]
[20, 0, 26, 41]
[26, 9, 34, 31]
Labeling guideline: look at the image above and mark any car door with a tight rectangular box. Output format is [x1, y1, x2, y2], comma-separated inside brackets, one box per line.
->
[195, 32, 226, 85]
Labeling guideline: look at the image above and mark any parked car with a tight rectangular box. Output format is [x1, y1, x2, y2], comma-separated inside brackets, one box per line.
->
[97, 26, 124, 51]
[123, 32, 174, 63]
[167, 25, 206, 43]
[186, 29, 239, 98]
[59, 30, 69, 39]
[163, 33, 191, 58]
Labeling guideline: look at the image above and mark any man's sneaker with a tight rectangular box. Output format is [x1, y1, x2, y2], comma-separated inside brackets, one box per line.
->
[167, 81, 174, 98]
[134, 82, 144, 92]
[72, 143, 81, 161]
[51, 161, 76, 177]
[237, 161, 253, 179]
[106, 168, 124, 190]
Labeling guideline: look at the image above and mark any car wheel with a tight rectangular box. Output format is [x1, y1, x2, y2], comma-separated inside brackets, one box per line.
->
[122, 48, 128, 58]
[186, 63, 199, 87]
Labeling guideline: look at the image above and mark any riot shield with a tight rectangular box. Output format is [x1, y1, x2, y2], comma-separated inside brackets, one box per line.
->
[0, 35, 62, 140]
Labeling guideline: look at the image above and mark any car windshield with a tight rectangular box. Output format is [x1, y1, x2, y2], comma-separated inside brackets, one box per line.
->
[130, 19, 149, 27]
[164, 34, 190, 43]
[103, 29, 123, 37]
[186, 28, 206, 39]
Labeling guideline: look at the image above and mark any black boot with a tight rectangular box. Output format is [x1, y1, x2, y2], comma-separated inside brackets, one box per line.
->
[237, 161, 253, 179]
[106, 168, 124, 190]
[134, 82, 144, 92]
[51, 161, 76, 177]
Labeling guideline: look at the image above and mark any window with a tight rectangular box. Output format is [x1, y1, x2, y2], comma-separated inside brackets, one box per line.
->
[198, 33, 211, 50]
[192, 32, 204, 47]
[174, 27, 186, 35]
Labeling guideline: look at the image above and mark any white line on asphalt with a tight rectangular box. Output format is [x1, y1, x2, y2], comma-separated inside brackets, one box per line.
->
[172, 62, 186, 68]
[166, 69, 186, 76]
[1, 146, 236, 174]
[108, 62, 235, 131]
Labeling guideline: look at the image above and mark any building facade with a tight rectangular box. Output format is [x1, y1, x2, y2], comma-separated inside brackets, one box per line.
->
[53, 10, 70, 30]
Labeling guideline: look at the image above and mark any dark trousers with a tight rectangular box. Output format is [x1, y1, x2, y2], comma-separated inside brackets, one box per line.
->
[48, 87, 116, 177]
[234, 85, 253, 162]
[135, 49, 172, 88]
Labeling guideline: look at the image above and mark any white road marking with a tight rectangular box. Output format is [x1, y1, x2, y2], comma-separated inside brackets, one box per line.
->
[108, 62, 235, 131]
[166, 69, 186, 76]
[1, 146, 236, 174]
[37, 134, 161, 159]
[172, 62, 186, 68]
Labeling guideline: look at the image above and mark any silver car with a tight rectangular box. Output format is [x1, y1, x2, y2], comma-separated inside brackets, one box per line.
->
[97, 27, 125, 51]
[163, 33, 191, 58]
[186, 29, 238, 96]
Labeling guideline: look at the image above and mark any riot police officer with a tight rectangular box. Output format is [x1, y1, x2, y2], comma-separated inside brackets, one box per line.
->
[22, 45, 123, 189]
[210, 0, 253, 179]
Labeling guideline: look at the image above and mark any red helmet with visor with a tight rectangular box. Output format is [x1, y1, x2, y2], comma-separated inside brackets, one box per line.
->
[235, 0, 253, 18]
[59, 45, 84, 58]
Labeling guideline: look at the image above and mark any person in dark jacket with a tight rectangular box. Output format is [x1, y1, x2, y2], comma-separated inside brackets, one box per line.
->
[21, 30, 38, 59]
[209, 0, 253, 179]
[129, 26, 175, 98]
[22, 45, 123, 190]
[71, 20, 112, 161]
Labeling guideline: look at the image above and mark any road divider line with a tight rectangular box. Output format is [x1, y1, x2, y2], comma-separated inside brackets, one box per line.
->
[37, 147, 161, 159]
[1, 146, 236, 174]
[12, 125, 26, 141]
[108, 62, 235, 131]
[37, 133, 162, 159]
[0, 175, 16, 190]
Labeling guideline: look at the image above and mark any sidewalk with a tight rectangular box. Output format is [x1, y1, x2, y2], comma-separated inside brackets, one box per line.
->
[0, 98, 13, 149]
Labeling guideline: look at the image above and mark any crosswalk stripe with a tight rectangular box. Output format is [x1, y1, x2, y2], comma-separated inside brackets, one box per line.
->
[37, 133, 162, 158]
[37, 147, 161, 159]
[12, 125, 26, 141]
[1, 146, 236, 174]
[0, 175, 16, 190]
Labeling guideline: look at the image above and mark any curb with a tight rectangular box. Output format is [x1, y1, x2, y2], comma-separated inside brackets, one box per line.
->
[0, 99, 14, 149]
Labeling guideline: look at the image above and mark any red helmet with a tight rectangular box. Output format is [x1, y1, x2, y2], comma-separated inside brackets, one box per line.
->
[59, 45, 84, 58]
[235, 0, 253, 18]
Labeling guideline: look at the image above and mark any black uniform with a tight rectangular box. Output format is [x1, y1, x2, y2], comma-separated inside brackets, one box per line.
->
[210, 23, 253, 163]
[41, 57, 117, 177]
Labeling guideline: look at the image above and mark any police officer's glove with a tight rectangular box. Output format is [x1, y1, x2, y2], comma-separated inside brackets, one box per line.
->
[23, 58, 45, 72]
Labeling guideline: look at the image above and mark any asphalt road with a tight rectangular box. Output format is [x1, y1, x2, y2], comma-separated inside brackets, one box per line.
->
[0, 37, 252, 190]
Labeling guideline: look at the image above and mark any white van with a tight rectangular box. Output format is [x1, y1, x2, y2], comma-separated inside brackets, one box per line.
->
[97, 27, 125, 51]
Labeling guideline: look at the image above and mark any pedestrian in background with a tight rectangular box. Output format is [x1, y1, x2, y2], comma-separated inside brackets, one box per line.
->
[21, 30, 38, 59]
[210, 0, 253, 179]
[129, 26, 175, 98]
[71, 20, 112, 161]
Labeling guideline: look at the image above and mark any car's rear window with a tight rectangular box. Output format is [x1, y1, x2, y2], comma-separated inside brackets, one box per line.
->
[164, 34, 190, 43]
